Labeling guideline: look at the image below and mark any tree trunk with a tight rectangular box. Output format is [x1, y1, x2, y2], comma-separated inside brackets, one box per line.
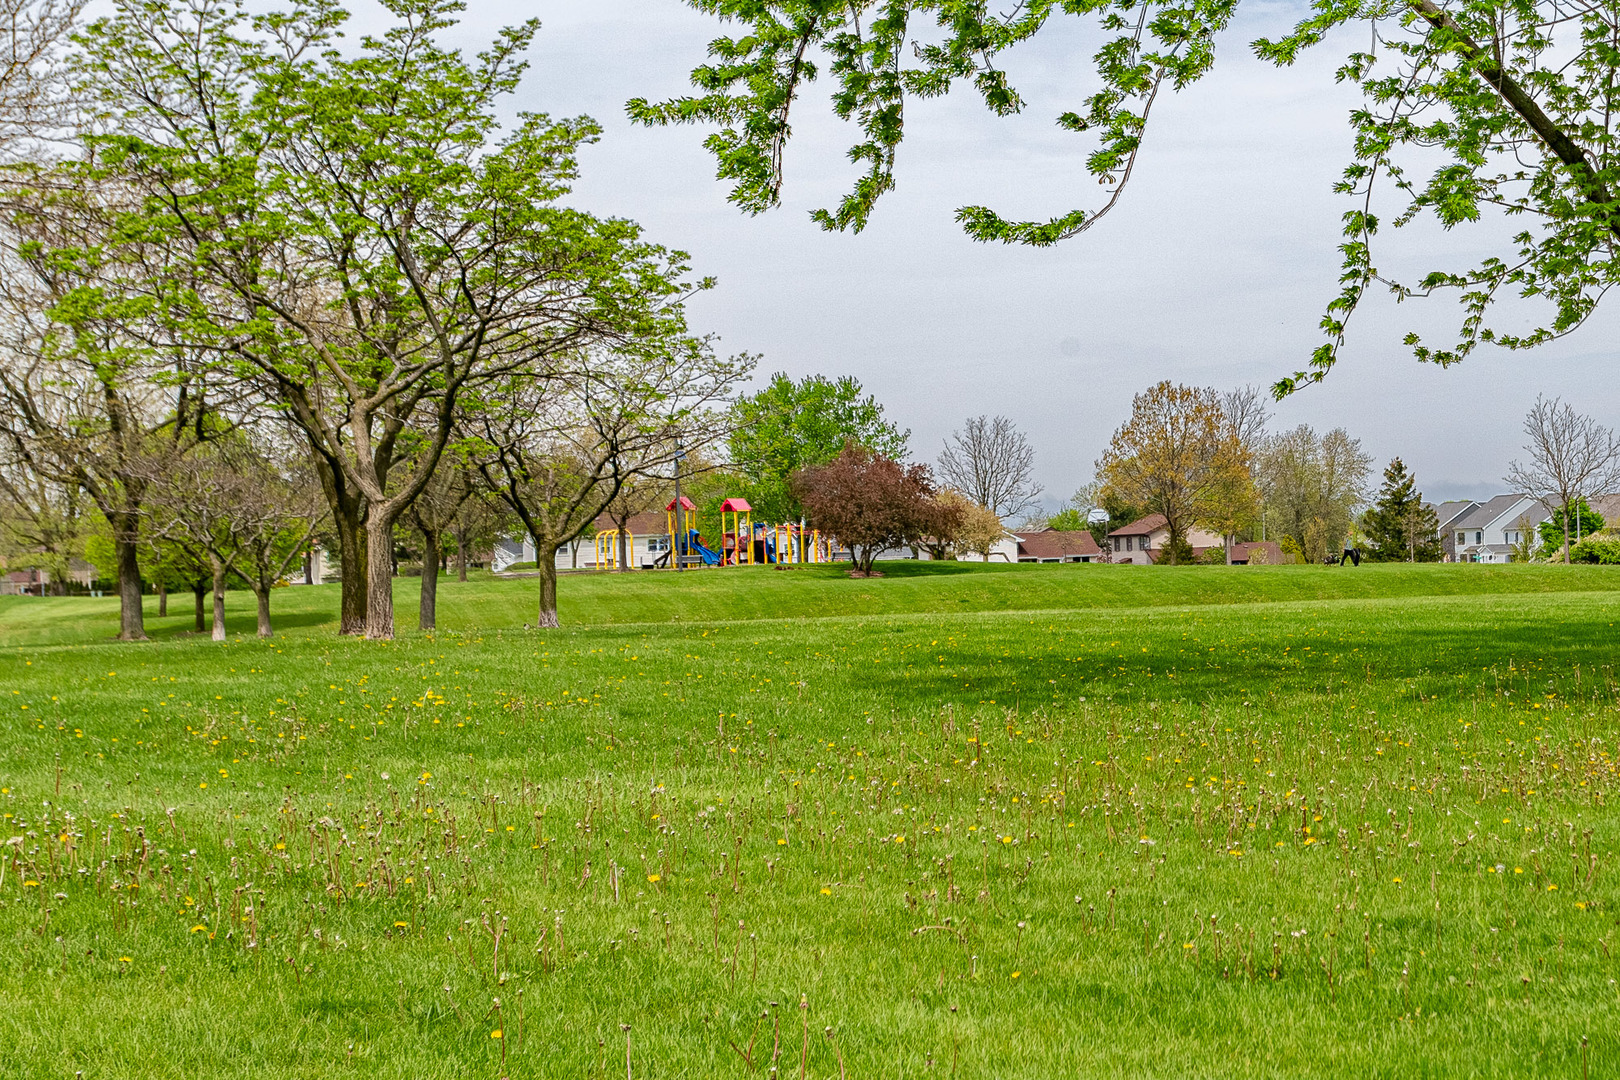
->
[455, 527, 468, 582]
[536, 541, 560, 628]
[314, 453, 368, 635]
[194, 580, 207, 632]
[113, 525, 147, 641]
[419, 528, 440, 631]
[617, 524, 630, 572]
[1225, 533, 1234, 565]
[253, 585, 273, 638]
[158, 580, 168, 617]
[365, 516, 397, 640]
[331, 507, 366, 633]
[1563, 502, 1572, 562]
[210, 561, 227, 643]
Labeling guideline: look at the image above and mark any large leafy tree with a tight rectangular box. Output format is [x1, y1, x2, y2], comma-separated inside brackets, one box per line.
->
[1362, 457, 1441, 562]
[1096, 381, 1250, 564]
[1257, 424, 1374, 561]
[471, 343, 747, 628]
[729, 372, 908, 522]
[636, 0, 1620, 389]
[74, 0, 704, 640]
[791, 442, 956, 574]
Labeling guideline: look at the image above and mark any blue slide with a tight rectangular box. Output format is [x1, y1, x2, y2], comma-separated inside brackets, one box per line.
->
[685, 530, 722, 565]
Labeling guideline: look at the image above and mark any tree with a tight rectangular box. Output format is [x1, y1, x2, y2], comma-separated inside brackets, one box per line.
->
[1257, 426, 1374, 562]
[1362, 458, 1442, 562]
[1096, 382, 1250, 565]
[793, 443, 955, 575]
[1505, 397, 1620, 560]
[405, 455, 474, 632]
[0, 455, 85, 593]
[730, 373, 908, 523]
[0, 0, 83, 158]
[936, 415, 1041, 520]
[448, 492, 512, 582]
[922, 489, 1004, 561]
[1221, 385, 1271, 458]
[0, 172, 212, 639]
[1537, 499, 1606, 560]
[638, 1, 1620, 390]
[473, 345, 746, 628]
[142, 433, 324, 639]
[76, 0, 706, 640]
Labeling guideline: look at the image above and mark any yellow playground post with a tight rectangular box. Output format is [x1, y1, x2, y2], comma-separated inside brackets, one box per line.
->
[594, 529, 633, 569]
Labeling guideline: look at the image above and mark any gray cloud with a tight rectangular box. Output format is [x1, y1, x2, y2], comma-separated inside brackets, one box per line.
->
[436, 1, 1619, 505]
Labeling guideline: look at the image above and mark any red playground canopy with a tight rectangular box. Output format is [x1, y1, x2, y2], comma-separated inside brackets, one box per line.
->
[720, 497, 753, 512]
[665, 496, 696, 511]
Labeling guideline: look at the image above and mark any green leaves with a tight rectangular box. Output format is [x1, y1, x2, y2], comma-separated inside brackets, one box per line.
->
[651, 0, 1620, 393]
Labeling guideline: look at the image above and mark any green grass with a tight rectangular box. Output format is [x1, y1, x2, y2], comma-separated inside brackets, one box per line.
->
[2, 563, 1619, 1077]
[2, 559, 1618, 645]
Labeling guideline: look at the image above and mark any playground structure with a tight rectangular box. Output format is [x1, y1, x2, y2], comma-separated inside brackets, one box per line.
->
[593, 528, 633, 570]
[629, 495, 833, 569]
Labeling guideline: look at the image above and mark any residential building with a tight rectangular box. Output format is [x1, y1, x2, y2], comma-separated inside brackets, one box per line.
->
[1012, 529, 1103, 563]
[1432, 500, 1477, 563]
[1448, 494, 1551, 563]
[1228, 540, 1283, 565]
[1105, 515, 1223, 565]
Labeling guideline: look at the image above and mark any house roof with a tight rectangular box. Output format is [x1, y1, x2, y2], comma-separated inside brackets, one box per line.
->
[591, 510, 669, 536]
[1432, 500, 1476, 530]
[1013, 529, 1101, 559]
[1108, 514, 1168, 537]
[1229, 540, 1282, 564]
[1451, 494, 1547, 532]
[1588, 493, 1620, 528]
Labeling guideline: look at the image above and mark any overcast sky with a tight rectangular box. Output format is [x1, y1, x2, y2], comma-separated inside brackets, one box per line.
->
[420, 0, 1617, 507]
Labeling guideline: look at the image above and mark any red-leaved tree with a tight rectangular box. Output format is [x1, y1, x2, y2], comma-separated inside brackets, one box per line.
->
[792, 443, 958, 574]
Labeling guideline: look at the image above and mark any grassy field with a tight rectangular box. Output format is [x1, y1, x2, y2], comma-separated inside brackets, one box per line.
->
[2, 563, 1620, 1077]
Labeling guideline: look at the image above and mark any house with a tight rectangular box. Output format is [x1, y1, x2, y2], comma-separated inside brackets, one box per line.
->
[1012, 529, 1103, 563]
[1448, 495, 1551, 563]
[493, 510, 675, 572]
[1105, 515, 1223, 564]
[1, 568, 48, 595]
[1228, 540, 1283, 565]
[493, 532, 592, 571]
[1432, 501, 1477, 563]
[1585, 494, 1620, 532]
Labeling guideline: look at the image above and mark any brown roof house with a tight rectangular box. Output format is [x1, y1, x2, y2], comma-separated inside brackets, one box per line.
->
[1105, 515, 1223, 564]
[1012, 529, 1103, 563]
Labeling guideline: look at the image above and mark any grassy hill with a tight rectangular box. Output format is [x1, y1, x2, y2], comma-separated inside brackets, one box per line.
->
[2, 559, 1617, 646]
[3, 564, 1620, 1076]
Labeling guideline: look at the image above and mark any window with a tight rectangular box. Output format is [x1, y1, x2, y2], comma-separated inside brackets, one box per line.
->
[1112, 537, 1120, 552]
[648, 536, 670, 553]
[557, 541, 569, 555]
[1475, 531, 1483, 545]
[1456, 532, 1464, 543]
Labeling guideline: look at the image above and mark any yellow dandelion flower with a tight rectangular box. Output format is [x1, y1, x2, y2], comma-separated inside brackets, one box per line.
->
[490, 1030, 502, 1040]
[1011, 971, 1021, 979]
[820, 887, 831, 895]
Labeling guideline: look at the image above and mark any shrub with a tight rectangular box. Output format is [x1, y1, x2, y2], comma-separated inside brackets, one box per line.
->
[1569, 533, 1620, 565]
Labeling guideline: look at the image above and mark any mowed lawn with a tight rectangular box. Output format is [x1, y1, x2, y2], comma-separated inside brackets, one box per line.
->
[2, 563, 1619, 1078]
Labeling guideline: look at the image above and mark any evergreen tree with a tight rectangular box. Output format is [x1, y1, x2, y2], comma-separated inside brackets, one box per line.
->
[1362, 458, 1441, 562]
